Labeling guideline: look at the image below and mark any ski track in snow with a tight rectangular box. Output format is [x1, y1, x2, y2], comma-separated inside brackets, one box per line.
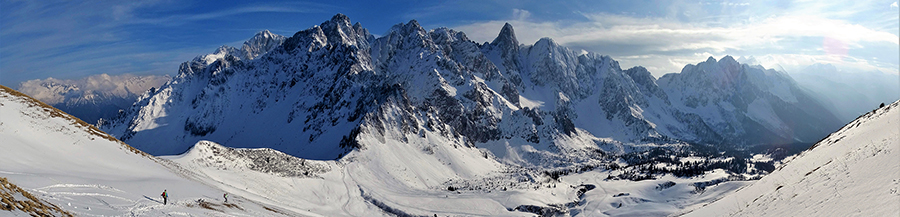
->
[4, 14, 893, 217]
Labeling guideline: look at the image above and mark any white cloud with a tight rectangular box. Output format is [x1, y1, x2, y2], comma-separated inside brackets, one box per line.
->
[512, 9, 531, 21]
[892, 2, 898, 9]
[464, 13, 897, 50]
[126, 5, 314, 26]
[722, 2, 750, 6]
[452, 8, 899, 77]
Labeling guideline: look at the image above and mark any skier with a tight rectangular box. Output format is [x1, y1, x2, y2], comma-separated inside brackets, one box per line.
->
[161, 189, 168, 205]
[224, 193, 228, 203]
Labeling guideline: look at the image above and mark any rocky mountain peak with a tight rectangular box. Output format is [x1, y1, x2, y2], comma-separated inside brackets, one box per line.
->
[382, 20, 433, 50]
[718, 55, 739, 67]
[329, 13, 351, 25]
[624, 66, 655, 86]
[429, 27, 468, 44]
[400, 20, 427, 36]
[319, 13, 364, 47]
[242, 30, 287, 60]
[252, 29, 276, 39]
[214, 45, 235, 55]
[533, 37, 559, 50]
[492, 23, 519, 50]
[283, 25, 328, 52]
[352, 22, 370, 39]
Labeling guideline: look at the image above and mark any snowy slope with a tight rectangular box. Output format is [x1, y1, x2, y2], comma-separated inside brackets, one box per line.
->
[0, 85, 298, 216]
[682, 100, 900, 216]
[164, 139, 752, 216]
[164, 139, 508, 216]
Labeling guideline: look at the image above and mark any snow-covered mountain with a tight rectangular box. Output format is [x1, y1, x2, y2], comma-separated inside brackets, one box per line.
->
[102, 14, 839, 164]
[241, 30, 288, 60]
[657, 57, 843, 145]
[683, 100, 900, 216]
[16, 74, 170, 124]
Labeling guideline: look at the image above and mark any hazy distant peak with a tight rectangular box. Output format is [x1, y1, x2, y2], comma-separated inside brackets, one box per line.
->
[802, 62, 839, 73]
[247, 29, 278, 42]
[718, 55, 737, 64]
[17, 74, 170, 104]
[16, 74, 171, 123]
[736, 56, 761, 66]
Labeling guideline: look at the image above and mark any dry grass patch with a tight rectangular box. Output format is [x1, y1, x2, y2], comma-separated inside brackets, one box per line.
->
[0, 177, 73, 217]
[222, 203, 244, 211]
[185, 199, 247, 213]
[263, 206, 291, 215]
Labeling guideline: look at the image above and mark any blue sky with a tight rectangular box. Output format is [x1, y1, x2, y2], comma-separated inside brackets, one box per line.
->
[2, 0, 898, 87]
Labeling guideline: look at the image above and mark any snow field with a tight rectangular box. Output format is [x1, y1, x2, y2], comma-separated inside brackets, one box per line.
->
[683, 100, 900, 216]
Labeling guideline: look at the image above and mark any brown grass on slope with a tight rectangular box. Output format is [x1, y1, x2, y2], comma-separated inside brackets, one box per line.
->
[0, 177, 74, 217]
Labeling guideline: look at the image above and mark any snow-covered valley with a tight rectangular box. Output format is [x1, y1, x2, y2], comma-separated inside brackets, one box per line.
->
[2, 13, 897, 217]
[1, 85, 760, 216]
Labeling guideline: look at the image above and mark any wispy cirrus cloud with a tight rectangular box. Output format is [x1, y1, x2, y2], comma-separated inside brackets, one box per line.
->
[122, 5, 319, 26]
[0, 0, 325, 86]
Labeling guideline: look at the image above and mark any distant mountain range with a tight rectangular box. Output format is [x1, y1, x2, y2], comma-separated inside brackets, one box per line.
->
[100, 14, 842, 165]
[16, 74, 170, 124]
[788, 63, 900, 123]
